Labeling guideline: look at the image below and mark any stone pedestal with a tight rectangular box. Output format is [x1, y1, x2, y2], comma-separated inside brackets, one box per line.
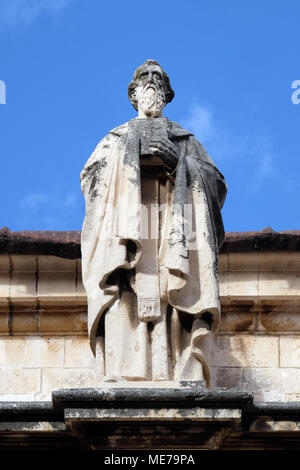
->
[52, 384, 252, 450]
[1, 385, 300, 449]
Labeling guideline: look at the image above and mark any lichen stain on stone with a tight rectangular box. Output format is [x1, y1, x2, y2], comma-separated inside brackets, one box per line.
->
[88, 158, 108, 199]
[233, 318, 254, 331]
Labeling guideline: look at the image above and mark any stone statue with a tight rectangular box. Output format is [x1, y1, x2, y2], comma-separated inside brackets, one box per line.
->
[81, 60, 227, 386]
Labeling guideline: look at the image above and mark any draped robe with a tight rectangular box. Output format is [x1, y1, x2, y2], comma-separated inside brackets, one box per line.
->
[80, 116, 227, 385]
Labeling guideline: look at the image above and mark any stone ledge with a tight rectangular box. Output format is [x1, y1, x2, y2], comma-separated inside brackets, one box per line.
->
[64, 407, 242, 421]
[1, 227, 299, 259]
[0, 388, 300, 449]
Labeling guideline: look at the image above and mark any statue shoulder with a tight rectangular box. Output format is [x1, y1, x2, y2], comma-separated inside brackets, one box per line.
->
[108, 121, 129, 137]
[80, 125, 126, 183]
[166, 119, 193, 139]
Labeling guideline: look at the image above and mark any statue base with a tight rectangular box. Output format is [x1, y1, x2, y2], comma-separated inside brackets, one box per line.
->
[2, 386, 300, 449]
[51, 383, 253, 449]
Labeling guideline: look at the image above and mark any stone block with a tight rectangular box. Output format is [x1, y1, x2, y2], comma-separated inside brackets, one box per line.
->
[0, 274, 9, 306]
[258, 252, 300, 272]
[242, 367, 300, 395]
[41, 368, 97, 396]
[286, 394, 300, 402]
[280, 336, 300, 367]
[0, 256, 9, 306]
[38, 272, 76, 302]
[214, 335, 278, 368]
[2, 337, 64, 367]
[218, 253, 228, 272]
[37, 256, 77, 304]
[0, 309, 9, 333]
[12, 311, 36, 333]
[0, 255, 9, 272]
[258, 272, 300, 297]
[10, 256, 37, 304]
[258, 301, 300, 331]
[0, 368, 40, 394]
[64, 337, 97, 367]
[219, 272, 228, 297]
[227, 272, 258, 298]
[11, 255, 37, 272]
[76, 263, 87, 300]
[228, 252, 258, 271]
[0, 393, 36, 401]
[210, 367, 242, 389]
[39, 310, 87, 333]
[220, 310, 255, 332]
[10, 272, 36, 303]
[38, 256, 76, 272]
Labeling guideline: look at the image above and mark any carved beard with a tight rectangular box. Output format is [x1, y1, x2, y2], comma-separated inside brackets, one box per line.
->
[136, 85, 166, 118]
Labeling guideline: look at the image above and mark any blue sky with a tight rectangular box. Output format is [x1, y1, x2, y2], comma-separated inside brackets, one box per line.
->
[0, 0, 299, 233]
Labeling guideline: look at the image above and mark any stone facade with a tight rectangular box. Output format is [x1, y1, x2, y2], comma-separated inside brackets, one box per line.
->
[0, 229, 299, 403]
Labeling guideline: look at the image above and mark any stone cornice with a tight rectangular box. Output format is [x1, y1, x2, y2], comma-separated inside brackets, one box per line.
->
[1, 227, 300, 259]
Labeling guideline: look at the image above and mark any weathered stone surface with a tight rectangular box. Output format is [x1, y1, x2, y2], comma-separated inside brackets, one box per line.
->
[2, 227, 300, 259]
[213, 335, 278, 368]
[243, 367, 300, 395]
[0, 421, 66, 432]
[12, 307, 37, 333]
[0, 243, 300, 401]
[38, 273, 76, 303]
[64, 407, 242, 421]
[64, 337, 97, 367]
[258, 300, 300, 331]
[280, 336, 300, 367]
[0, 369, 40, 394]
[0, 337, 64, 367]
[258, 271, 300, 297]
[218, 253, 228, 272]
[0, 255, 9, 307]
[286, 394, 300, 401]
[10, 255, 37, 303]
[211, 367, 243, 389]
[227, 272, 258, 298]
[0, 393, 36, 402]
[75, 262, 86, 300]
[39, 310, 87, 334]
[0, 227, 81, 258]
[228, 252, 258, 271]
[250, 417, 300, 432]
[220, 310, 255, 332]
[38, 256, 76, 304]
[258, 251, 300, 272]
[52, 385, 253, 406]
[41, 369, 97, 399]
[0, 308, 9, 333]
[221, 228, 300, 253]
[0, 255, 9, 272]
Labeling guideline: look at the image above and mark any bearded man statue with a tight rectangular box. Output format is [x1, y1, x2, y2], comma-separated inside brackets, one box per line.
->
[80, 60, 227, 386]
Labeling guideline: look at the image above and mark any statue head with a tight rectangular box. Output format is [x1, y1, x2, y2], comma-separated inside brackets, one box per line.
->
[128, 60, 175, 118]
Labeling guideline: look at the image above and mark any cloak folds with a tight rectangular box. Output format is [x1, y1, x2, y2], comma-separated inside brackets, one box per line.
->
[80, 117, 227, 369]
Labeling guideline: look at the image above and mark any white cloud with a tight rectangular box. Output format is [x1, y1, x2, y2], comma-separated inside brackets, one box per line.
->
[20, 192, 48, 210]
[251, 136, 277, 191]
[180, 102, 277, 192]
[19, 190, 80, 229]
[0, 0, 75, 30]
[181, 104, 216, 143]
[180, 103, 249, 162]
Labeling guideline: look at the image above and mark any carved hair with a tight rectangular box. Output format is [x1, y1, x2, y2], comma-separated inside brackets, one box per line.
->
[128, 60, 175, 111]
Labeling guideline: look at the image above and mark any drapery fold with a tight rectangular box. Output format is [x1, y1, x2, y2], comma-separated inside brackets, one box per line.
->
[81, 118, 227, 356]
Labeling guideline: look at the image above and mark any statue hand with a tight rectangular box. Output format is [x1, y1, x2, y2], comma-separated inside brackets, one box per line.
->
[149, 137, 179, 171]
